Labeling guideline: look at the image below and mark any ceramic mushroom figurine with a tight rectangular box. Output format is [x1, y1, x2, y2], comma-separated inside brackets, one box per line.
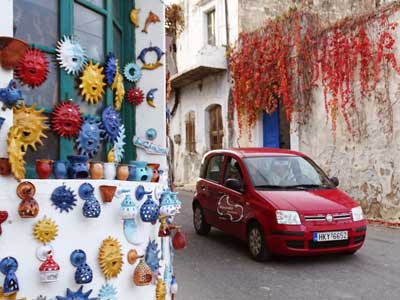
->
[16, 181, 39, 218]
[38, 248, 60, 283]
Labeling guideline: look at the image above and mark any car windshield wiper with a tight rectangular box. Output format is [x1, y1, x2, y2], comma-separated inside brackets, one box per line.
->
[254, 184, 289, 189]
[286, 184, 332, 189]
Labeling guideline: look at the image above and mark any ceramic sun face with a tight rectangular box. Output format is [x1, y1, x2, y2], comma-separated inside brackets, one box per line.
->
[79, 61, 106, 105]
[52, 101, 82, 138]
[56, 36, 87, 75]
[98, 284, 117, 300]
[33, 217, 58, 244]
[7, 126, 26, 181]
[15, 48, 49, 88]
[76, 116, 102, 158]
[101, 106, 121, 143]
[98, 237, 123, 280]
[105, 53, 117, 86]
[56, 286, 97, 300]
[13, 103, 48, 152]
[51, 185, 77, 213]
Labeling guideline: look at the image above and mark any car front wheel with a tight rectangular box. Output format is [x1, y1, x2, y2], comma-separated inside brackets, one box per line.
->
[248, 222, 271, 261]
[193, 204, 211, 235]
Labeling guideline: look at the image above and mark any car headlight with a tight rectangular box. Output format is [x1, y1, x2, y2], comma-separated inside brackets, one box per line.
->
[352, 206, 364, 221]
[276, 210, 301, 225]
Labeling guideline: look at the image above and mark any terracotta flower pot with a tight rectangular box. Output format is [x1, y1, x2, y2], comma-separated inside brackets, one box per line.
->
[36, 159, 53, 179]
[147, 163, 160, 182]
[117, 164, 129, 181]
[99, 185, 117, 203]
[89, 161, 104, 179]
[0, 158, 11, 176]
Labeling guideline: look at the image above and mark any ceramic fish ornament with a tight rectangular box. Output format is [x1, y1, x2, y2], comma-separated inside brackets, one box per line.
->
[130, 8, 140, 28]
[146, 88, 157, 108]
[142, 11, 160, 33]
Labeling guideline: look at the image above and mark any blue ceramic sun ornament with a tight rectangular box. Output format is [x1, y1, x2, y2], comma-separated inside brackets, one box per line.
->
[56, 286, 97, 300]
[105, 52, 117, 86]
[76, 116, 103, 158]
[101, 106, 122, 143]
[123, 62, 142, 82]
[70, 249, 93, 284]
[51, 185, 77, 213]
[98, 283, 117, 300]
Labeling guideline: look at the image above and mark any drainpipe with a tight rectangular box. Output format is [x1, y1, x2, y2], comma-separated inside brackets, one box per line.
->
[224, 0, 234, 147]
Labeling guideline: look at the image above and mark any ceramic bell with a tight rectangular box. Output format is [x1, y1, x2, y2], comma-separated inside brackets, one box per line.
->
[16, 181, 39, 218]
[37, 247, 60, 283]
[159, 190, 181, 217]
[133, 259, 152, 286]
[140, 194, 160, 223]
[0, 257, 19, 295]
[70, 249, 93, 284]
[79, 183, 101, 218]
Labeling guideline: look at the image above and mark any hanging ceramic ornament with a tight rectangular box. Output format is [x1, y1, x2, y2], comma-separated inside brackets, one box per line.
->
[156, 278, 167, 300]
[0, 80, 23, 110]
[159, 190, 181, 217]
[146, 88, 157, 108]
[79, 60, 106, 105]
[127, 87, 144, 106]
[16, 181, 39, 218]
[38, 248, 60, 283]
[79, 183, 101, 218]
[50, 185, 77, 213]
[0, 257, 19, 296]
[13, 103, 48, 151]
[33, 216, 58, 244]
[105, 53, 117, 86]
[70, 250, 93, 284]
[172, 229, 187, 250]
[133, 259, 152, 286]
[137, 46, 165, 70]
[98, 237, 123, 280]
[130, 8, 140, 27]
[101, 106, 121, 143]
[56, 36, 87, 75]
[15, 48, 49, 88]
[0, 211, 8, 236]
[140, 194, 159, 223]
[123, 63, 142, 83]
[7, 126, 26, 181]
[146, 128, 157, 141]
[142, 11, 161, 33]
[56, 286, 97, 300]
[111, 61, 125, 111]
[98, 284, 117, 300]
[118, 189, 141, 245]
[113, 124, 125, 163]
[51, 101, 82, 138]
[76, 116, 102, 158]
[170, 275, 178, 300]
[145, 240, 160, 277]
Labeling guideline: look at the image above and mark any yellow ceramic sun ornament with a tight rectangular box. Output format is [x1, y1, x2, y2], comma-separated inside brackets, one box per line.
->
[79, 60, 106, 105]
[0, 288, 26, 300]
[7, 126, 26, 181]
[111, 61, 125, 111]
[33, 216, 58, 244]
[98, 236, 123, 279]
[13, 103, 48, 152]
[156, 278, 167, 300]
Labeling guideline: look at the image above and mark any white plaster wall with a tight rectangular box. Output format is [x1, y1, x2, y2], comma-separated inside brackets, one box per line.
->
[135, 0, 167, 169]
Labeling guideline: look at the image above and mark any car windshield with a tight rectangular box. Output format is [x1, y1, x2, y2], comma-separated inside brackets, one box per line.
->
[243, 156, 334, 190]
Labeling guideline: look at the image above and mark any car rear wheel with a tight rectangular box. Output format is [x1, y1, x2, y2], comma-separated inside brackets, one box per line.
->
[248, 222, 271, 261]
[193, 204, 211, 235]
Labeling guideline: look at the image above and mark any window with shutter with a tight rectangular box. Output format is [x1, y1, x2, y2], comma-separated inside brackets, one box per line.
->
[185, 111, 196, 153]
[209, 105, 223, 149]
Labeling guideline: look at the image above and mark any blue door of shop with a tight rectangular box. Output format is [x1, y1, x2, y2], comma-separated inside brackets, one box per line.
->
[263, 110, 280, 148]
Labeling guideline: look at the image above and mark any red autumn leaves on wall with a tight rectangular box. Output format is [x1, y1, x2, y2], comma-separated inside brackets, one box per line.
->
[229, 3, 400, 138]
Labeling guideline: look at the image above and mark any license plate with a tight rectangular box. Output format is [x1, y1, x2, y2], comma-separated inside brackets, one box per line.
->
[313, 231, 348, 242]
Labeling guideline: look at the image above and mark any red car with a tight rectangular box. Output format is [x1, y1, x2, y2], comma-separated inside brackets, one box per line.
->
[192, 148, 367, 261]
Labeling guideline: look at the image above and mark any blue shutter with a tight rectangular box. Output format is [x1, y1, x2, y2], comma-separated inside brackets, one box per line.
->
[263, 110, 280, 148]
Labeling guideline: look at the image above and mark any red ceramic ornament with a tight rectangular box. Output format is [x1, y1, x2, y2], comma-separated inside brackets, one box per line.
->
[51, 101, 83, 137]
[17, 181, 39, 218]
[127, 87, 144, 106]
[0, 211, 8, 235]
[172, 229, 186, 250]
[15, 48, 49, 88]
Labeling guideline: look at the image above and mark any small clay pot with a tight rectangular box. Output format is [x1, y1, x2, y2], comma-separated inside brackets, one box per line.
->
[0, 158, 11, 176]
[127, 249, 139, 265]
[117, 164, 129, 181]
[89, 161, 104, 179]
[99, 185, 117, 203]
[147, 163, 160, 182]
[36, 159, 53, 179]
[103, 162, 116, 180]
[53, 160, 68, 179]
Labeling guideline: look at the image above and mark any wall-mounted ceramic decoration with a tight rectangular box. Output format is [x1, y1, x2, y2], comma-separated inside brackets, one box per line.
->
[0, 211, 8, 236]
[159, 190, 181, 217]
[135, 185, 152, 201]
[99, 185, 116, 203]
[146, 88, 157, 108]
[145, 128, 157, 141]
[0, 257, 19, 295]
[127, 162, 136, 181]
[133, 136, 168, 156]
[156, 278, 166, 300]
[0, 158, 11, 176]
[0, 80, 23, 110]
[13, 103, 48, 151]
[130, 8, 140, 27]
[70, 249, 93, 284]
[147, 163, 160, 183]
[98, 284, 117, 300]
[105, 53, 117, 86]
[38, 249, 60, 283]
[53, 160, 68, 179]
[15, 48, 49, 88]
[103, 162, 116, 180]
[0, 117, 4, 131]
[56, 36, 87, 75]
[51, 101, 82, 138]
[56, 286, 97, 300]
[116, 164, 129, 181]
[172, 229, 187, 250]
[142, 11, 160, 33]
[113, 125, 125, 163]
[79, 183, 101, 218]
[101, 106, 121, 143]
[16, 181, 39, 218]
[35, 159, 53, 179]
[171, 275, 178, 300]
[145, 240, 160, 275]
[137, 46, 165, 70]
[79, 61, 106, 105]
[7, 126, 26, 181]
[127, 87, 144, 106]
[76, 117, 102, 158]
[111, 62, 125, 111]
[98, 237, 123, 280]
[50, 185, 77, 213]
[123, 63, 142, 83]
[67, 155, 89, 179]
[33, 216, 58, 244]
[130, 161, 149, 181]
[133, 259, 152, 286]
[89, 161, 103, 179]
[140, 195, 159, 223]
[0, 36, 29, 70]
[119, 190, 139, 245]
[127, 249, 139, 265]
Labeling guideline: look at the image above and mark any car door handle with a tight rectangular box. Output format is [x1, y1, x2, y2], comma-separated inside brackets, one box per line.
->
[200, 185, 206, 191]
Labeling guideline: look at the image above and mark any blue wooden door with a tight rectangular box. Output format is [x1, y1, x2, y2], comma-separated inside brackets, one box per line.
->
[263, 110, 280, 148]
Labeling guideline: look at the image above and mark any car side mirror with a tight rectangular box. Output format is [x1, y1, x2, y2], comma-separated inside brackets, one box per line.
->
[330, 176, 339, 187]
[225, 178, 243, 193]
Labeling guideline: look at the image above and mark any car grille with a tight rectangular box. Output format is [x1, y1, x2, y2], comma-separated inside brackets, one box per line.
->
[354, 235, 365, 244]
[308, 240, 349, 249]
[286, 240, 305, 249]
[304, 213, 351, 222]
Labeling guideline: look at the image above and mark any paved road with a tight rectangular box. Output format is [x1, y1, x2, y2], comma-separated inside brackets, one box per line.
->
[173, 191, 400, 300]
